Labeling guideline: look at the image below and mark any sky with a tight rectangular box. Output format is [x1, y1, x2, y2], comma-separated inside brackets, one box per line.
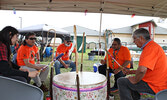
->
[0, 10, 167, 31]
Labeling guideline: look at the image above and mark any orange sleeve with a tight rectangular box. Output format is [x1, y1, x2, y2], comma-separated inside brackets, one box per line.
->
[104, 55, 106, 60]
[72, 47, 76, 53]
[34, 46, 38, 54]
[104, 48, 113, 68]
[104, 48, 112, 61]
[139, 46, 158, 70]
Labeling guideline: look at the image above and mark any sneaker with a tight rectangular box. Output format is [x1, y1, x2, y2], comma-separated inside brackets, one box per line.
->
[110, 87, 118, 92]
[40, 84, 49, 92]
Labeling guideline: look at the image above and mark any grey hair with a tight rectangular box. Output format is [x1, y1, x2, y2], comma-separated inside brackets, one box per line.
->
[133, 28, 150, 40]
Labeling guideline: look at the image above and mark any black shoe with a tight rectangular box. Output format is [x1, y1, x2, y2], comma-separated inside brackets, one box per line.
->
[39, 84, 49, 92]
[33, 83, 37, 86]
[33, 83, 48, 92]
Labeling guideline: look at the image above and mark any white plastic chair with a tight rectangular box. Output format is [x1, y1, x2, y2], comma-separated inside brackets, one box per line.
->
[155, 89, 167, 100]
[0, 76, 43, 100]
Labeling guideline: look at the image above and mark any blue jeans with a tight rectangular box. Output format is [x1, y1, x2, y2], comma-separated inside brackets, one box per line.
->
[12, 53, 17, 64]
[117, 77, 155, 100]
[54, 60, 76, 75]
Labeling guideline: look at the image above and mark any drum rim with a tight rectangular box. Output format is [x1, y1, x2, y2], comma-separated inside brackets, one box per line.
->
[53, 72, 107, 86]
[52, 81, 107, 92]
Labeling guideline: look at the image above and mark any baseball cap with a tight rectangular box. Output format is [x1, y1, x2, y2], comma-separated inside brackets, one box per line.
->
[64, 36, 72, 42]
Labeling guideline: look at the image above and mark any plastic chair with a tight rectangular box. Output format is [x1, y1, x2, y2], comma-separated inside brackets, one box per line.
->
[0, 76, 43, 100]
[155, 89, 167, 100]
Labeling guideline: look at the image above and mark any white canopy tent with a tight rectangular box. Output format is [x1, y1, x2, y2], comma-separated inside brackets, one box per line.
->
[0, 0, 167, 18]
[19, 24, 69, 37]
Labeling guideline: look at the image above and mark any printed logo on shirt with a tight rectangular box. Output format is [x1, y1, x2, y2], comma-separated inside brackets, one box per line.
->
[29, 50, 35, 61]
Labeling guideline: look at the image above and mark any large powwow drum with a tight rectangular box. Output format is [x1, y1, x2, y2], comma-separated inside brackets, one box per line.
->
[53, 72, 107, 100]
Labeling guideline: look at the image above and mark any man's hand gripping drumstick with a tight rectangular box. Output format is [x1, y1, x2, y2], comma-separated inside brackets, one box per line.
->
[38, 53, 65, 72]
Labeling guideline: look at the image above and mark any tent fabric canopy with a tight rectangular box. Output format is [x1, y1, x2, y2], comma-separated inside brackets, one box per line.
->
[1, 0, 167, 18]
[19, 24, 70, 37]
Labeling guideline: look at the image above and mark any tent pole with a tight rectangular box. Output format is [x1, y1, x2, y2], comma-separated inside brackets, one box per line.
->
[98, 8, 103, 62]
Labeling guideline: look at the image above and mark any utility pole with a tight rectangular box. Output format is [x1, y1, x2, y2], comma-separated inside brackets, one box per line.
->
[19, 17, 22, 29]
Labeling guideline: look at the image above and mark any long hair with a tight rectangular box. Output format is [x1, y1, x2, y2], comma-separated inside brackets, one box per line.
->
[0, 26, 18, 62]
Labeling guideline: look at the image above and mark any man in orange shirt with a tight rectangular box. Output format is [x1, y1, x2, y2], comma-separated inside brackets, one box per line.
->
[54, 36, 78, 75]
[118, 28, 167, 100]
[17, 32, 49, 92]
[98, 38, 131, 92]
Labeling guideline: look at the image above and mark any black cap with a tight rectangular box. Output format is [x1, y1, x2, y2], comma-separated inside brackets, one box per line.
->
[64, 36, 72, 42]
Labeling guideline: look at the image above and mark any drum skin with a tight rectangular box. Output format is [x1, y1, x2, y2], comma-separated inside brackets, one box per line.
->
[53, 72, 107, 100]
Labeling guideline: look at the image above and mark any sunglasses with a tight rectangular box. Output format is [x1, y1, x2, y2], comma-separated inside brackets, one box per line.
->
[29, 38, 36, 40]
[67, 41, 71, 43]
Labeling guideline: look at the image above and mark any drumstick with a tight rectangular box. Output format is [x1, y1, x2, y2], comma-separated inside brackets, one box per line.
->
[80, 32, 85, 72]
[38, 65, 48, 72]
[74, 25, 80, 100]
[104, 49, 123, 69]
[46, 29, 57, 100]
[74, 25, 78, 73]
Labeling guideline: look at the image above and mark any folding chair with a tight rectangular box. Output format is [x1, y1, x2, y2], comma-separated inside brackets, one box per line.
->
[0, 76, 43, 100]
[155, 89, 167, 100]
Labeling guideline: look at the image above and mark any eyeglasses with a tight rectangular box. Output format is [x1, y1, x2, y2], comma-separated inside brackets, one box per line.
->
[29, 38, 36, 40]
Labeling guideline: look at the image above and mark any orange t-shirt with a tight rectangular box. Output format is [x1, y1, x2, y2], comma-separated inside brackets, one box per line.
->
[139, 40, 167, 93]
[56, 43, 76, 61]
[17, 45, 38, 66]
[105, 46, 131, 69]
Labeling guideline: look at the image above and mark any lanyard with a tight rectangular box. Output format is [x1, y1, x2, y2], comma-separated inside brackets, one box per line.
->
[112, 49, 120, 67]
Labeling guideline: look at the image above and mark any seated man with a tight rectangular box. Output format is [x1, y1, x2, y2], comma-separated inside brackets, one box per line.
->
[54, 36, 78, 75]
[118, 28, 167, 100]
[98, 38, 131, 92]
[17, 32, 49, 92]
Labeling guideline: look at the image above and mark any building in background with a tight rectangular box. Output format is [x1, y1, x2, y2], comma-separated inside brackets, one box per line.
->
[107, 20, 167, 49]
